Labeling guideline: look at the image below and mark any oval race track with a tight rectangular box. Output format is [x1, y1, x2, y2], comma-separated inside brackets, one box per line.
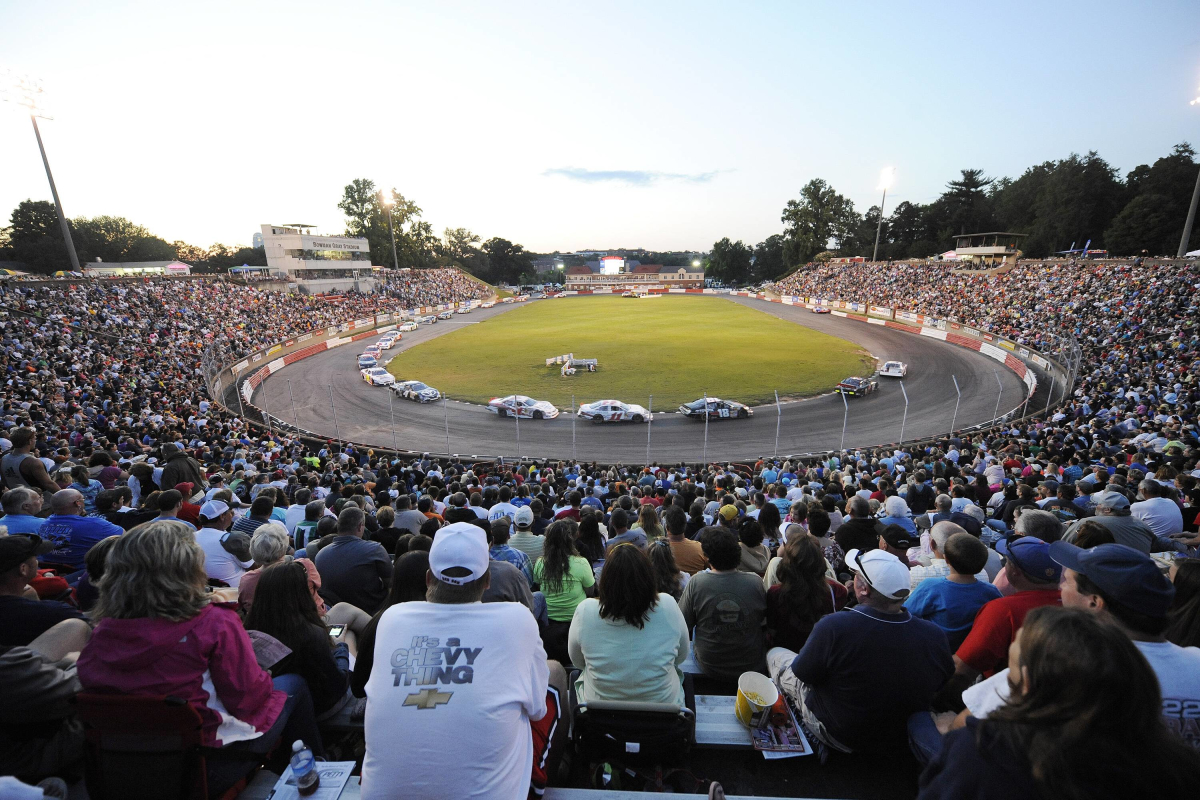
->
[256, 295, 1035, 462]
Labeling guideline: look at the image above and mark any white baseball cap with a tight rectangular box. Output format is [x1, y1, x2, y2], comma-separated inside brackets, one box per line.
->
[199, 499, 230, 519]
[514, 506, 534, 529]
[429, 522, 490, 586]
[845, 548, 911, 600]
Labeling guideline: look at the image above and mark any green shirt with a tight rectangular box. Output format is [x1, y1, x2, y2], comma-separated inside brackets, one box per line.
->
[679, 570, 767, 681]
[533, 555, 595, 622]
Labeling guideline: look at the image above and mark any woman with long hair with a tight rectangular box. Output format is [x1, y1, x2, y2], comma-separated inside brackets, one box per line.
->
[245, 561, 350, 719]
[648, 538, 687, 600]
[1165, 559, 1200, 648]
[351, 550, 431, 696]
[765, 535, 847, 651]
[757, 501, 783, 544]
[635, 503, 665, 543]
[77, 521, 323, 795]
[685, 499, 707, 539]
[533, 519, 595, 665]
[920, 606, 1200, 799]
[575, 515, 607, 566]
[568, 543, 690, 706]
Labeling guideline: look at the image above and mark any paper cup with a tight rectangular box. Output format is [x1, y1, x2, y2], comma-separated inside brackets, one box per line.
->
[734, 671, 779, 728]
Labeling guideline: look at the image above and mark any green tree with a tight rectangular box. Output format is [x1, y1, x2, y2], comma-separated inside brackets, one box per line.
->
[752, 234, 786, 281]
[1105, 143, 1200, 255]
[3, 200, 71, 273]
[482, 237, 533, 285]
[941, 169, 996, 239]
[72, 215, 174, 264]
[707, 237, 754, 284]
[781, 179, 860, 266]
[886, 201, 924, 259]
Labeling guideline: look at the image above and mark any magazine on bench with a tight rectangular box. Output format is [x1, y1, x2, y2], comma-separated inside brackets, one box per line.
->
[750, 686, 813, 757]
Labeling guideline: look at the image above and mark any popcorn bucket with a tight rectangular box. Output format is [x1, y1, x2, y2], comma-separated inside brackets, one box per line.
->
[734, 672, 779, 728]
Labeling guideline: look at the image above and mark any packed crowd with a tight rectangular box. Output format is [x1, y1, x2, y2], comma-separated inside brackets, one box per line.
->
[375, 268, 488, 308]
[2, 259, 1200, 798]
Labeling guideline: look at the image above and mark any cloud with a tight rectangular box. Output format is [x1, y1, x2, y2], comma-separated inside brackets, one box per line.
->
[543, 167, 724, 186]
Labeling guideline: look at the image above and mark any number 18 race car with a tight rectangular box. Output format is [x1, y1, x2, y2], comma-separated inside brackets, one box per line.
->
[677, 397, 753, 420]
[487, 394, 560, 419]
[577, 399, 652, 423]
[835, 376, 878, 397]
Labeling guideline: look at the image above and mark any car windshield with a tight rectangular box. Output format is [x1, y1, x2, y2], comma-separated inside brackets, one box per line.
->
[685, 400, 706, 409]
[411, 383, 428, 391]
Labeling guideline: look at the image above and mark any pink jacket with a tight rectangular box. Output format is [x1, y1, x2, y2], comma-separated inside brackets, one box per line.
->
[78, 603, 285, 746]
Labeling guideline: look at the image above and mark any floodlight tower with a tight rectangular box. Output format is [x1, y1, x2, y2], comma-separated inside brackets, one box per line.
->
[1179, 81, 1200, 258]
[379, 189, 400, 270]
[0, 68, 81, 271]
[872, 167, 896, 264]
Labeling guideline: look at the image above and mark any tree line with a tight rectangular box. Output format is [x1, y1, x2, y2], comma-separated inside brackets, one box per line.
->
[0, 200, 267, 274]
[706, 143, 1200, 285]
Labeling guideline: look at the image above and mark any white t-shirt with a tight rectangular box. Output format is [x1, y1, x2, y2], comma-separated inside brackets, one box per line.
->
[488, 502, 520, 523]
[1130, 497, 1184, 538]
[362, 601, 549, 800]
[965, 640, 1200, 747]
[194, 527, 253, 588]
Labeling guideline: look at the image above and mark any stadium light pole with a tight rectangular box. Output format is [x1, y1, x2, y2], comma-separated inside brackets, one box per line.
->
[1045, 375, 1056, 416]
[380, 191, 400, 270]
[871, 167, 896, 263]
[1, 69, 82, 272]
[949, 375, 962, 437]
[1177, 83, 1200, 258]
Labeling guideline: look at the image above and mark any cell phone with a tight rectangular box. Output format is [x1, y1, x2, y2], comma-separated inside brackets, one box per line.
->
[327, 624, 346, 638]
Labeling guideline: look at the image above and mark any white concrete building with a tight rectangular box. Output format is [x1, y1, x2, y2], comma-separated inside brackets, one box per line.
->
[260, 224, 376, 293]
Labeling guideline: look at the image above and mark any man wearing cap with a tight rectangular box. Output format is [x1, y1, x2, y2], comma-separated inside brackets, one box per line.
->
[1063, 491, 1157, 553]
[945, 537, 1062, 696]
[194, 499, 254, 588]
[509, 506, 544, 561]
[0, 534, 87, 647]
[767, 548, 952, 753]
[158, 441, 207, 497]
[878, 523, 920, 566]
[36, 489, 124, 573]
[361, 521, 567, 800]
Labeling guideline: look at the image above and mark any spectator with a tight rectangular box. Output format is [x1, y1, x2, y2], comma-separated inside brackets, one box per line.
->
[679, 526, 767, 681]
[533, 520, 595, 665]
[244, 560, 351, 719]
[573, 514, 607, 568]
[1165, 560, 1200, 649]
[1, 428, 60, 494]
[834, 495, 883, 554]
[877, 523, 919, 566]
[231, 495, 277, 537]
[77, 521, 322, 796]
[878, 495, 916, 535]
[370, 506, 404, 554]
[919, 607, 1200, 799]
[351, 550, 430, 697]
[483, 522, 538, 614]
[904, 532, 1001, 650]
[153, 489, 196, 531]
[1063, 491, 1156, 552]
[665, 505, 707, 574]
[314, 505, 393, 614]
[633, 503, 664, 542]
[36, 489, 124, 572]
[605, 508, 645, 549]
[157, 442, 207, 497]
[360, 522, 567, 800]
[765, 534, 848, 652]
[488, 518, 533, 586]
[0, 487, 46, 535]
[647, 538, 687, 600]
[293, 499, 327, 550]
[392, 495, 429, 535]
[568, 542, 690, 706]
[736, 517, 769, 576]
[194, 499, 253, 588]
[67, 465, 102, 515]
[74, 534, 121, 612]
[509, 506, 544, 560]
[0, 534, 87, 647]
[768, 548, 952, 753]
[907, 522, 991, 589]
[1131, 479, 1185, 539]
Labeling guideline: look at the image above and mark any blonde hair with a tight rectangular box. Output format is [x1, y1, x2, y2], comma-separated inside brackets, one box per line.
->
[93, 520, 210, 621]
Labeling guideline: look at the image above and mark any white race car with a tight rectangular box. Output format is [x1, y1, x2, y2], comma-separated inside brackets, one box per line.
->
[398, 321, 418, 332]
[393, 380, 441, 403]
[577, 399, 652, 424]
[360, 367, 395, 386]
[377, 335, 400, 350]
[879, 360, 908, 378]
[456, 306, 472, 314]
[487, 394, 559, 419]
[436, 310, 454, 320]
[481, 301, 496, 309]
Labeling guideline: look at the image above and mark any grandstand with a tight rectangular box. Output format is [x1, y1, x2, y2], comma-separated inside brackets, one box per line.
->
[2, 258, 1199, 799]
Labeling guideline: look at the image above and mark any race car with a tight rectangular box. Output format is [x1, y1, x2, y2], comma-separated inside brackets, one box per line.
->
[487, 394, 560, 419]
[360, 367, 395, 386]
[436, 310, 454, 320]
[500, 297, 515, 304]
[363, 345, 382, 358]
[377, 335, 400, 351]
[357, 354, 378, 369]
[393, 380, 441, 403]
[621, 291, 634, 298]
[577, 399, 652, 424]
[420, 315, 438, 324]
[879, 360, 908, 378]
[481, 301, 496, 308]
[455, 305, 472, 314]
[810, 306, 832, 314]
[835, 376, 878, 396]
[677, 397, 753, 420]
[398, 321, 418, 332]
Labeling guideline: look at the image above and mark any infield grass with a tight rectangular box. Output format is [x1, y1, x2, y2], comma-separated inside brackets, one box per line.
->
[387, 295, 871, 407]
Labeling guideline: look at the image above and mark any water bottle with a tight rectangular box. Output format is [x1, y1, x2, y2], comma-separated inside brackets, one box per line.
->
[289, 739, 320, 796]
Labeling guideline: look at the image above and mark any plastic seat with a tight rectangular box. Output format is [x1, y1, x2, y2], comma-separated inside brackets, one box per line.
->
[75, 693, 252, 800]
[570, 675, 696, 765]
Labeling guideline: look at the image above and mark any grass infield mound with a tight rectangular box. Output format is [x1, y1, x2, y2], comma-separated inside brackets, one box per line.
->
[386, 295, 871, 408]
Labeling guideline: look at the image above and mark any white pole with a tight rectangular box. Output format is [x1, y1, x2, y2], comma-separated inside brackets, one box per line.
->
[236, 379, 247, 419]
[950, 375, 961, 436]
[327, 385, 342, 443]
[262, 379, 273, 435]
[992, 370, 1003, 424]
[645, 394, 652, 464]
[839, 389, 849, 452]
[899, 380, 909, 445]
[774, 390, 782, 458]
[572, 394, 577, 462]
[515, 407, 521, 462]
[702, 391, 709, 465]
[1045, 375, 1056, 416]
[444, 395, 451, 457]
[287, 378, 299, 426]
[389, 387, 398, 451]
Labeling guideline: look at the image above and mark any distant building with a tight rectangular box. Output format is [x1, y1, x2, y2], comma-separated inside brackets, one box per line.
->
[260, 224, 376, 293]
[252, 232, 264, 249]
[564, 260, 703, 290]
[953, 232, 1027, 265]
[82, 260, 193, 277]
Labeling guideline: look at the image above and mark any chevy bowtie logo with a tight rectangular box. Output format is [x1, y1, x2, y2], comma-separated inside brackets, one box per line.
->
[403, 688, 454, 709]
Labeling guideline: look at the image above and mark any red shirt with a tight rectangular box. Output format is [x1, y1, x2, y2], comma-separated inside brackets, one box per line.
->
[955, 589, 1061, 676]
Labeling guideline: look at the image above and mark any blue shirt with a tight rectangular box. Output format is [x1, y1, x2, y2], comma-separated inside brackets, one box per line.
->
[37, 514, 125, 571]
[489, 544, 533, 587]
[904, 578, 1003, 651]
[0, 513, 45, 535]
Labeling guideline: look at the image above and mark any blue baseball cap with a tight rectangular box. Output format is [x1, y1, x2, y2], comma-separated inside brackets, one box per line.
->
[1050, 542, 1175, 618]
[997, 536, 1062, 584]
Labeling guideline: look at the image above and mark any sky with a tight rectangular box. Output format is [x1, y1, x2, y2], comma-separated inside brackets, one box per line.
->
[1, 0, 1198, 254]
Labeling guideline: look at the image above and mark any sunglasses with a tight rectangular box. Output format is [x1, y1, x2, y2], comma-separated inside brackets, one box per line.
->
[853, 549, 878, 593]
